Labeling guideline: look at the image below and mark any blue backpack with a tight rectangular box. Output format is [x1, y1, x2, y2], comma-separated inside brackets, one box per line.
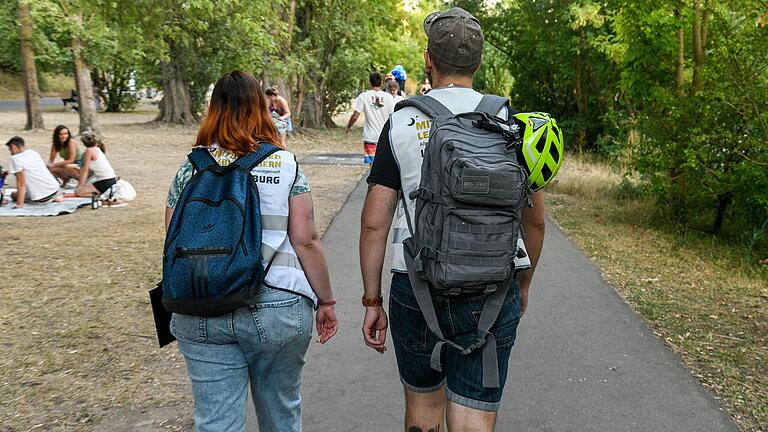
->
[162, 144, 279, 316]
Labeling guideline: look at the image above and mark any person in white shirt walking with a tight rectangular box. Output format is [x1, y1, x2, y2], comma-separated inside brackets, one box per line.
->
[5, 136, 63, 209]
[345, 72, 395, 164]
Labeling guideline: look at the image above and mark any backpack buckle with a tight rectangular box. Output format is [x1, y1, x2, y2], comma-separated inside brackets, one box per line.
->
[413, 256, 424, 273]
[446, 287, 462, 296]
[484, 283, 498, 294]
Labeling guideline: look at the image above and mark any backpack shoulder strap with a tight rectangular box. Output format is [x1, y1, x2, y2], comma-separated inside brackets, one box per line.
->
[395, 95, 453, 117]
[474, 95, 509, 117]
[233, 143, 281, 171]
[188, 148, 218, 171]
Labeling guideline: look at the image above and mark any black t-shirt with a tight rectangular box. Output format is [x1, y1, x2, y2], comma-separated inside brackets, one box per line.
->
[366, 120, 401, 191]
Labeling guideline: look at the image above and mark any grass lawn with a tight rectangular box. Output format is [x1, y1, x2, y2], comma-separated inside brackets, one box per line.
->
[545, 156, 768, 432]
[0, 108, 367, 431]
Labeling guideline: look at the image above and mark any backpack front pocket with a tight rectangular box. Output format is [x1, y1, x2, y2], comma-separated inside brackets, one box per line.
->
[429, 209, 519, 292]
[448, 157, 527, 207]
[173, 248, 232, 299]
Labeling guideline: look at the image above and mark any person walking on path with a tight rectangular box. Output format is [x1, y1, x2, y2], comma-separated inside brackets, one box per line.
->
[359, 8, 546, 431]
[345, 72, 395, 164]
[164, 71, 338, 432]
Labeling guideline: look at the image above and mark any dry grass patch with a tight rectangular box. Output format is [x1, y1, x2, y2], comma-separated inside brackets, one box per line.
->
[546, 155, 768, 432]
[0, 110, 366, 431]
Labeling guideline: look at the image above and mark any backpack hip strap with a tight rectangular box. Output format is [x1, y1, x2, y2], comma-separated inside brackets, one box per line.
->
[395, 95, 453, 117]
[474, 95, 510, 117]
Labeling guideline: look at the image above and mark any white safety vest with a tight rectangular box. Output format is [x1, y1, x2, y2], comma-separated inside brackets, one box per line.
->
[250, 150, 317, 305]
[387, 87, 531, 273]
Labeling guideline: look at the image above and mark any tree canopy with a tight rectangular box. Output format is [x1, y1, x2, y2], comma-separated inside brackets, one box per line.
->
[0, 0, 765, 254]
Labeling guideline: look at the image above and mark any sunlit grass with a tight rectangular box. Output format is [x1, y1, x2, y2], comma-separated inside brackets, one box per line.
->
[545, 153, 768, 432]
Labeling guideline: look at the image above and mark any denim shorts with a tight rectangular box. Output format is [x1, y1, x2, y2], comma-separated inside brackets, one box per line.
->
[389, 272, 521, 412]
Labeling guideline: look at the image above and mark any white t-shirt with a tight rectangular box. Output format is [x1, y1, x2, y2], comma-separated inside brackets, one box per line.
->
[352, 89, 395, 143]
[9, 149, 60, 200]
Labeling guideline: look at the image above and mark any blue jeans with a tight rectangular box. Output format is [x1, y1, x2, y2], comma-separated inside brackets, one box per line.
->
[171, 287, 313, 432]
[389, 272, 521, 411]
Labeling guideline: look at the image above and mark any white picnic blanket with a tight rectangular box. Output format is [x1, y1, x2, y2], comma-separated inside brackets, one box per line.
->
[0, 197, 91, 216]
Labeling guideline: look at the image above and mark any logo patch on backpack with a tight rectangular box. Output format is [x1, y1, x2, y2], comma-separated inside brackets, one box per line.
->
[461, 175, 490, 194]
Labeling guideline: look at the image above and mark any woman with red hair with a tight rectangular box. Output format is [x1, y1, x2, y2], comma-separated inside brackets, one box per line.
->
[165, 71, 337, 431]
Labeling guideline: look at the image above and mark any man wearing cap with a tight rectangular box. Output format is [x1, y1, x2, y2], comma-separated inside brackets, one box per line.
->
[359, 7, 546, 431]
[5, 136, 63, 209]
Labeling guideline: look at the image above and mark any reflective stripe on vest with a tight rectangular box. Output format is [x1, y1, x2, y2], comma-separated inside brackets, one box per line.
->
[252, 150, 317, 305]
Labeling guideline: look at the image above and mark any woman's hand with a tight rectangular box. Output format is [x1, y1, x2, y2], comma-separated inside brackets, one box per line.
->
[315, 305, 338, 344]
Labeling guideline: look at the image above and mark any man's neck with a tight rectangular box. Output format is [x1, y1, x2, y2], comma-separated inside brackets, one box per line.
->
[371, 86, 381, 92]
[431, 74, 473, 89]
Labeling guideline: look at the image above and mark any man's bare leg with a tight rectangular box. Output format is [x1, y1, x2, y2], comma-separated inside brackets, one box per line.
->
[404, 388, 446, 432]
[446, 401, 496, 432]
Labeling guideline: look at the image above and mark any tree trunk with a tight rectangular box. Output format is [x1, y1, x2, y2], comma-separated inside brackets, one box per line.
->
[71, 14, 99, 134]
[17, 0, 43, 130]
[691, 0, 705, 96]
[155, 47, 195, 125]
[574, 29, 587, 114]
[675, 8, 685, 97]
[713, 193, 731, 233]
[293, 74, 304, 127]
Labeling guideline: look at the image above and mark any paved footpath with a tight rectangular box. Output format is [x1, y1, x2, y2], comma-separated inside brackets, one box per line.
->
[247, 177, 739, 431]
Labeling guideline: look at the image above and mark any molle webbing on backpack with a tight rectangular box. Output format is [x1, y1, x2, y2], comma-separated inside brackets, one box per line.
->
[396, 94, 528, 388]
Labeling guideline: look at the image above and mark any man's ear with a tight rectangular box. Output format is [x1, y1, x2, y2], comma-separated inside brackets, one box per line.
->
[472, 54, 483, 75]
[424, 49, 433, 74]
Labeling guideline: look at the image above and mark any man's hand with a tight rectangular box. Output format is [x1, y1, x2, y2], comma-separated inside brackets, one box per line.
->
[315, 305, 338, 344]
[362, 305, 388, 353]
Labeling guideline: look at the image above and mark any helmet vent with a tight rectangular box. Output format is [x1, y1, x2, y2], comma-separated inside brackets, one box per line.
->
[541, 162, 553, 181]
[535, 130, 548, 154]
[550, 142, 560, 162]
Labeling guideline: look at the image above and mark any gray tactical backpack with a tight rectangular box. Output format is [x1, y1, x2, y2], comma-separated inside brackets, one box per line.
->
[396, 94, 531, 388]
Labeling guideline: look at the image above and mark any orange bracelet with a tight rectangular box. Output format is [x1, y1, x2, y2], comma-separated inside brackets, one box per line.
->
[362, 295, 383, 307]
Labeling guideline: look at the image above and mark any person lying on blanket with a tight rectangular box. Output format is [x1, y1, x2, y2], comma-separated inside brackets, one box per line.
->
[74, 132, 120, 203]
[5, 136, 63, 209]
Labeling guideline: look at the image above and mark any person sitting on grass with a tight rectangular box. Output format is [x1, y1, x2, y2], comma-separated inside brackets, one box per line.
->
[5, 136, 63, 209]
[74, 132, 118, 200]
[47, 125, 84, 186]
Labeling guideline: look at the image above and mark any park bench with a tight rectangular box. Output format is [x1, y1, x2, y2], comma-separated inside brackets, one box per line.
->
[61, 90, 78, 112]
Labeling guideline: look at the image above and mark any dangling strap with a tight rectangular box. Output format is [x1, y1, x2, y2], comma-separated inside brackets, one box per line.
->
[233, 142, 281, 170]
[395, 95, 453, 117]
[474, 280, 511, 388]
[188, 148, 218, 171]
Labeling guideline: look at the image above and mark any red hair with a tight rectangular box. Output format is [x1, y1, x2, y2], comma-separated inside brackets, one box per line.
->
[195, 71, 283, 155]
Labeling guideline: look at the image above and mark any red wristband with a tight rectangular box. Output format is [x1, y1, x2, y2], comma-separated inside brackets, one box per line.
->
[318, 299, 336, 307]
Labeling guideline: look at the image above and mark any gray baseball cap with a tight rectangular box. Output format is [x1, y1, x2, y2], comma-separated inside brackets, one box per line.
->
[423, 7, 484, 68]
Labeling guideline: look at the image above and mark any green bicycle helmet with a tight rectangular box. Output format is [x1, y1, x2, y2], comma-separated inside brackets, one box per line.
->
[512, 112, 564, 191]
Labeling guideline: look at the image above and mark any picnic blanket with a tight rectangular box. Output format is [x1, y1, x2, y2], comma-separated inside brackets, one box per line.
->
[0, 188, 91, 216]
[0, 197, 91, 216]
